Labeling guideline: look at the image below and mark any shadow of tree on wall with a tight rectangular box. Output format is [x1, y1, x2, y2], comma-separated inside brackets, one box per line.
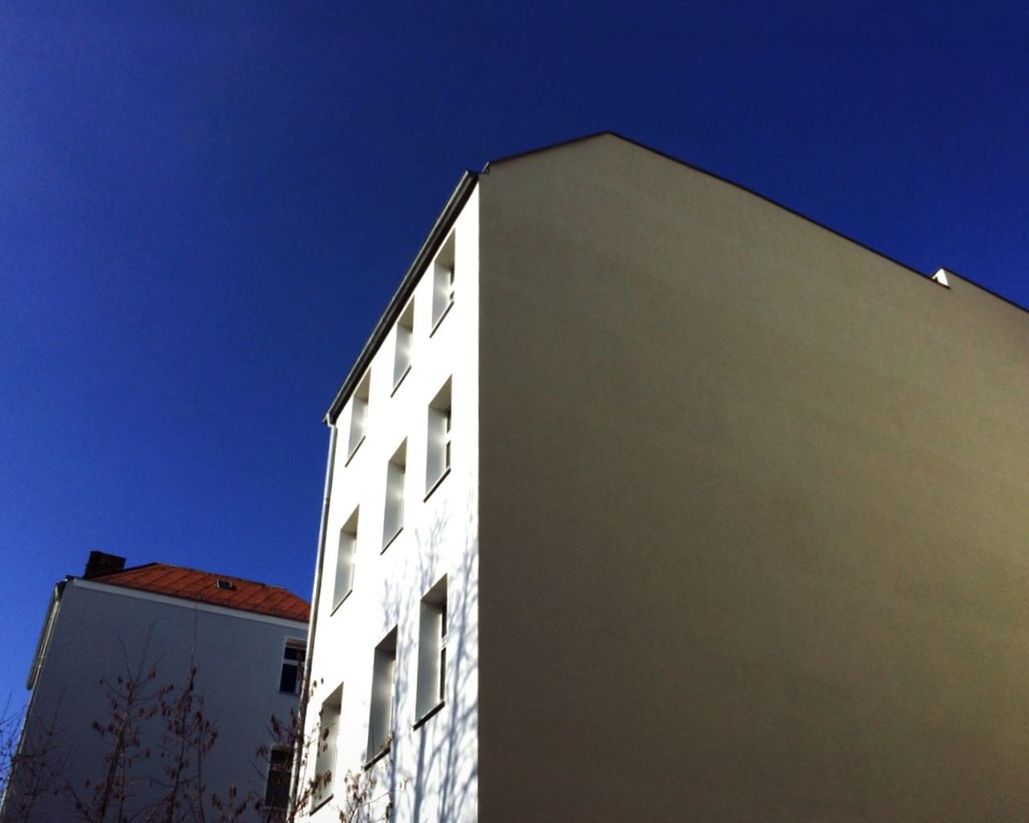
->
[377, 484, 478, 823]
[0, 694, 67, 822]
[2, 627, 271, 823]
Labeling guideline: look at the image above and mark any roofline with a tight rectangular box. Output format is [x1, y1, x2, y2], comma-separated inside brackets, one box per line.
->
[323, 171, 480, 424]
[928, 265, 1028, 314]
[72, 577, 310, 628]
[486, 131, 1027, 315]
[87, 561, 309, 599]
[482, 130, 621, 171]
[27, 581, 64, 690]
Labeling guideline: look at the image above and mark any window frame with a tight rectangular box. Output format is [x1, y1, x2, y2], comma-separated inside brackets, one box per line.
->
[311, 685, 343, 810]
[263, 744, 292, 813]
[346, 373, 371, 463]
[332, 509, 359, 613]
[392, 300, 414, 394]
[430, 232, 456, 334]
[366, 628, 397, 767]
[425, 379, 453, 499]
[278, 639, 307, 695]
[382, 441, 407, 552]
[415, 576, 448, 726]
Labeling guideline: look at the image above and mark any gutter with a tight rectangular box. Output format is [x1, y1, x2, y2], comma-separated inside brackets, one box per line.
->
[323, 171, 479, 425]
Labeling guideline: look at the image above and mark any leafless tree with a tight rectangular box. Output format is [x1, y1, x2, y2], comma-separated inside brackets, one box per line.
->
[147, 662, 221, 823]
[254, 686, 390, 823]
[67, 643, 164, 823]
[5, 647, 305, 823]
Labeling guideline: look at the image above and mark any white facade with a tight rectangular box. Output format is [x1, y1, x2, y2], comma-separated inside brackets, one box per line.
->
[302, 188, 479, 822]
[3, 570, 308, 822]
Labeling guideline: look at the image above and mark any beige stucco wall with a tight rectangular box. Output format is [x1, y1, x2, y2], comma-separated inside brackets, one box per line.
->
[477, 134, 1029, 821]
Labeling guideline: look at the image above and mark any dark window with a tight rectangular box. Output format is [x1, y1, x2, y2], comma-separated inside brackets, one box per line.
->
[279, 642, 306, 694]
[264, 745, 291, 811]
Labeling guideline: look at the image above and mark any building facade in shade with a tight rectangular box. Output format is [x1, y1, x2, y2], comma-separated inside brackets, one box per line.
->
[300, 133, 1029, 822]
[2, 551, 309, 822]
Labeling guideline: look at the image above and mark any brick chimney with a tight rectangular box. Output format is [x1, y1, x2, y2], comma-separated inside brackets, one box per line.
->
[83, 550, 126, 579]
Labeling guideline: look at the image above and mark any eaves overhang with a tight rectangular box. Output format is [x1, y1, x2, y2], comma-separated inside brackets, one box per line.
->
[324, 170, 479, 425]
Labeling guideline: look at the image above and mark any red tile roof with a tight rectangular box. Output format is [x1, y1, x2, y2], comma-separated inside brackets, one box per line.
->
[90, 563, 309, 622]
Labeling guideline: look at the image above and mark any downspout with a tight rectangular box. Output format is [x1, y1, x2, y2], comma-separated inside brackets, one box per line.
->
[290, 421, 338, 810]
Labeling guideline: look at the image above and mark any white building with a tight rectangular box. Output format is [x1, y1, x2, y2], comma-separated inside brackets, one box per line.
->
[300, 179, 479, 823]
[302, 133, 1029, 822]
[2, 551, 309, 822]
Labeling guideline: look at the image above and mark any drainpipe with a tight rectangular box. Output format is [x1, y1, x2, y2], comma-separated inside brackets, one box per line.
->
[290, 422, 338, 810]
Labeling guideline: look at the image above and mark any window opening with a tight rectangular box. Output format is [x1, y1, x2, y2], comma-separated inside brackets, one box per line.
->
[279, 640, 306, 694]
[367, 628, 397, 763]
[416, 576, 448, 721]
[333, 509, 359, 610]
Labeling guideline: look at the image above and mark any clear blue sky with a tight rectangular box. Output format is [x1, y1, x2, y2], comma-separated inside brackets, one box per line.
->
[1, 2, 1026, 707]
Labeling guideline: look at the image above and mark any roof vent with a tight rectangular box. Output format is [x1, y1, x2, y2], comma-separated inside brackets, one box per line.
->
[216, 579, 236, 591]
[84, 550, 126, 579]
[931, 268, 952, 288]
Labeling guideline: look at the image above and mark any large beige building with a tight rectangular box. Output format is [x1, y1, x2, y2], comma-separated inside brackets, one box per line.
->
[302, 133, 1029, 822]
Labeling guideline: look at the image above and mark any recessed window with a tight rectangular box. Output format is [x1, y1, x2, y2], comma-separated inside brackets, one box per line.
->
[333, 509, 358, 611]
[278, 639, 306, 694]
[347, 373, 370, 459]
[393, 301, 414, 391]
[264, 745, 292, 812]
[382, 441, 406, 550]
[216, 579, 235, 591]
[425, 379, 452, 496]
[312, 685, 342, 808]
[416, 576, 447, 722]
[366, 628, 397, 764]
[430, 233, 455, 332]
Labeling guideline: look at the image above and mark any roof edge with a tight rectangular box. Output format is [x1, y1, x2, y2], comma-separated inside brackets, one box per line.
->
[926, 265, 1027, 314]
[88, 561, 303, 595]
[482, 130, 620, 170]
[483, 131, 1027, 314]
[485, 131, 928, 282]
[27, 582, 64, 689]
[324, 171, 479, 424]
[74, 576, 310, 625]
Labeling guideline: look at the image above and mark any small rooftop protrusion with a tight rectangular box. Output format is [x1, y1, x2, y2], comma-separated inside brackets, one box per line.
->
[931, 268, 952, 288]
[83, 550, 126, 579]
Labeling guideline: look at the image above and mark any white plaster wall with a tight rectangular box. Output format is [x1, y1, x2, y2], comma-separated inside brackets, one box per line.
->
[304, 186, 479, 823]
[6, 579, 307, 822]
